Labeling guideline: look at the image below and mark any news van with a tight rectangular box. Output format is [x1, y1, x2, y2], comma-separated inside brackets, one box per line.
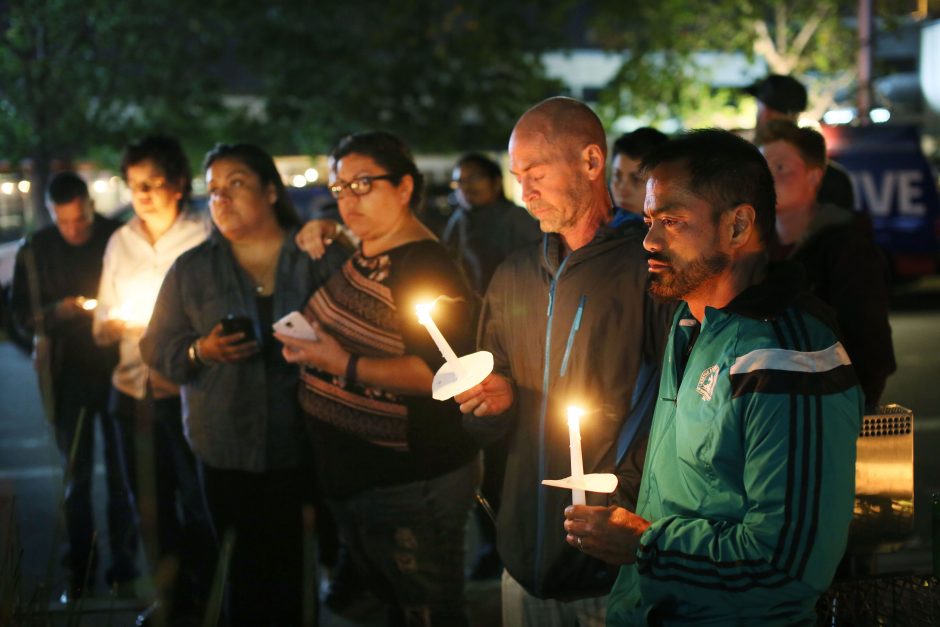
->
[822, 124, 940, 280]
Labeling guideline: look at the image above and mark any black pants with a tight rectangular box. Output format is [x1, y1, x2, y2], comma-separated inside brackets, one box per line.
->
[151, 397, 216, 621]
[56, 386, 139, 588]
[201, 464, 307, 627]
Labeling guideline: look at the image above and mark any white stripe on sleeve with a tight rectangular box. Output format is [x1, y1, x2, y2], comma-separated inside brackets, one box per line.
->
[729, 343, 851, 376]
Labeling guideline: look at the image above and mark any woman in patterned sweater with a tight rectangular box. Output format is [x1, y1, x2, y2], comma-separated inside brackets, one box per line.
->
[276, 131, 480, 626]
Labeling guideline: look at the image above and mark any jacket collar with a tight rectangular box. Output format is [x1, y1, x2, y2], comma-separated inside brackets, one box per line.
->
[539, 219, 646, 275]
[700, 261, 805, 328]
[207, 226, 299, 251]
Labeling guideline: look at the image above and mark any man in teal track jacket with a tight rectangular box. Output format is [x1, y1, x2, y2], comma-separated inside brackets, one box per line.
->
[563, 129, 863, 626]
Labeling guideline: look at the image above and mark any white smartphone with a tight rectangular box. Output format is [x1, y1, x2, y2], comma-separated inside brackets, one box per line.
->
[272, 311, 318, 341]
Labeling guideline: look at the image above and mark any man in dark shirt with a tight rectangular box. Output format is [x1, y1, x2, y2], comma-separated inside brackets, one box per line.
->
[442, 152, 541, 296]
[10, 172, 136, 598]
[442, 153, 542, 579]
[746, 74, 856, 210]
[760, 120, 895, 407]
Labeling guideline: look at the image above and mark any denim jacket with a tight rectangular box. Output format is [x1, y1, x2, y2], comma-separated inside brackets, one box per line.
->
[141, 229, 348, 472]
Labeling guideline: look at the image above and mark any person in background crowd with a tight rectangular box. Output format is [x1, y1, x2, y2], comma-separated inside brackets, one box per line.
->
[277, 131, 479, 626]
[93, 135, 211, 618]
[760, 120, 895, 408]
[566, 129, 861, 626]
[442, 151, 541, 580]
[442, 152, 540, 296]
[10, 172, 128, 601]
[456, 97, 672, 627]
[609, 127, 668, 222]
[746, 74, 856, 210]
[142, 143, 347, 626]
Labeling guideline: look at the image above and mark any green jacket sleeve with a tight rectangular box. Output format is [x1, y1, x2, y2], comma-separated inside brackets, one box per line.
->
[635, 382, 861, 610]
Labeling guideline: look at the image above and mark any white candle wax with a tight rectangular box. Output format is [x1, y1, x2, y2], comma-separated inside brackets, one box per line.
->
[416, 302, 463, 372]
[567, 405, 586, 505]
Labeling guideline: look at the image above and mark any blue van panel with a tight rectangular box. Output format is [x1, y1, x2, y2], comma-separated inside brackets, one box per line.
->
[822, 125, 940, 275]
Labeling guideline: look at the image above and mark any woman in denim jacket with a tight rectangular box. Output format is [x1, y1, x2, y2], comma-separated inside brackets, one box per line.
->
[141, 143, 347, 626]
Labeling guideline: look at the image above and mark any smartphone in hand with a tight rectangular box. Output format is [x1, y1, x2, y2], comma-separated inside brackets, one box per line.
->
[273, 311, 318, 341]
[220, 315, 256, 343]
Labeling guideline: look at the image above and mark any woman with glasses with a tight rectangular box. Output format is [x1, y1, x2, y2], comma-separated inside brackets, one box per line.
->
[141, 143, 347, 626]
[276, 131, 479, 626]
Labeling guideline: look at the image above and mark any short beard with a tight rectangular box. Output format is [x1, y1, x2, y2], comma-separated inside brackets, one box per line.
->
[649, 250, 730, 302]
[527, 175, 590, 234]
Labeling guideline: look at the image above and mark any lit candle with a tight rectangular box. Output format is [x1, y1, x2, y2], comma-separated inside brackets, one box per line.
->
[110, 300, 151, 326]
[416, 301, 463, 374]
[79, 298, 98, 311]
[567, 405, 586, 505]
[108, 279, 162, 326]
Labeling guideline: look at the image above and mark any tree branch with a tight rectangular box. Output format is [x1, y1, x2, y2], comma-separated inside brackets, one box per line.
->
[808, 68, 857, 119]
[753, 19, 786, 73]
[790, 5, 831, 63]
[775, 2, 787, 55]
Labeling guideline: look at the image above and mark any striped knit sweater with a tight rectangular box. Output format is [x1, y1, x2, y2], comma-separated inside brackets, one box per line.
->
[298, 240, 478, 496]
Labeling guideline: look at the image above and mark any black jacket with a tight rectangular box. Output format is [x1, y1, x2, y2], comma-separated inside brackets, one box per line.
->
[465, 220, 674, 600]
[441, 197, 541, 295]
[818, 161, 856, 211]
[775, 203, 895, 406]
[10, 214, 122, 402]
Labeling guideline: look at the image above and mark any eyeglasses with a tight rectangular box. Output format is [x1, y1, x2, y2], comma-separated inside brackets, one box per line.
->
[127, 178, 168, 194]
[328, 174, 396, 199]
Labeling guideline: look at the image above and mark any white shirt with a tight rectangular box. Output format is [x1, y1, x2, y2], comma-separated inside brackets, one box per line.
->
[94, 211, 209, 399]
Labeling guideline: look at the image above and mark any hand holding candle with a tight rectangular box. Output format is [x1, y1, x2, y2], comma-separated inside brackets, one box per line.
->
[57, 296, 97, 320]
[78, 297, 98, 311]
[107, 279, 161, 328]
[108, 295, 156, 328]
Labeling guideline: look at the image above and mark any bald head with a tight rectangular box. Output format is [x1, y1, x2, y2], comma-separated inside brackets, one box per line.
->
[513, 97, 608, 161]
[508, 97, 612, 249]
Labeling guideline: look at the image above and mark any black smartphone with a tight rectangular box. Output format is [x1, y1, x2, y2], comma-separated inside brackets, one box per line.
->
[220, 315, 255, 342]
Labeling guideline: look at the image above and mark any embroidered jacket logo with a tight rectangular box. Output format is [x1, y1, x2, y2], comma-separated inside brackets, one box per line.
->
[696, 365, 720, 401]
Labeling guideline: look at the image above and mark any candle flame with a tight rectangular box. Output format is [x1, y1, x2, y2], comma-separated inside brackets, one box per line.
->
[415, 301, 434, 325]
[567, 405, 585, 425]
[110, 300, 151, 325]
[81, 298, 98, 311]
[415, 294, 469, 323]
[106, 279, 161, 326]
